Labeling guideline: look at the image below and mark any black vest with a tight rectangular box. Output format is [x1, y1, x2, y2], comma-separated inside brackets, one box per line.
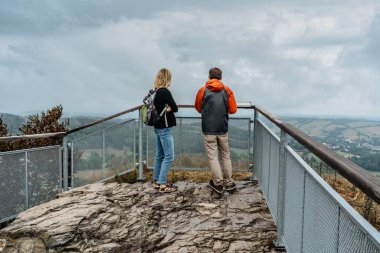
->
[201, 88, 228, 134]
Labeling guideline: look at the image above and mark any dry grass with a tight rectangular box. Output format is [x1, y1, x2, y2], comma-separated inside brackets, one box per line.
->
[147, 169, 252, 184]
[110, 166, 252, 185]
[325, 175, 380, 231]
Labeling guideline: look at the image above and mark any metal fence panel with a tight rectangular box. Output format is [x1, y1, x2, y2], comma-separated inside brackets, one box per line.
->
[338, 210, 380, 253]
[104, 121, 135, 177]
[303, 174, 339, 252]
[254, 120, 263, 181]
[178, 118, 205, 170]
[27, 147, 61, 208]
[71, 121, 136, 188]
[0, 146, 61, 223]
[285, 146, 380, 253]
[260, 125, 271, 197]
[283, 148, 306, 253]
[72, 132, 103, 187]
[147, 126, 155, 168]
[268, 134, 280, 223]
[0, 152, 26, 222]
[229, 119, 251, 170]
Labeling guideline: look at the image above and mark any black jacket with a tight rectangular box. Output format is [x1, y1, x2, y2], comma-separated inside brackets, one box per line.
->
[154, 88, 178, 129]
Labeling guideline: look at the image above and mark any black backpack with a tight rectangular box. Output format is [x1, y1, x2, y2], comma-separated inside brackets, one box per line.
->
[141, 89, 167, 126]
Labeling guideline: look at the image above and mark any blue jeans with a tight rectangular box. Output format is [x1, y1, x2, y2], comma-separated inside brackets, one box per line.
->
[153, 127, 174, 185]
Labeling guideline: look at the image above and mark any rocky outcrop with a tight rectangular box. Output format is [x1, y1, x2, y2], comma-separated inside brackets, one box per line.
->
[0, 181, 281, 253]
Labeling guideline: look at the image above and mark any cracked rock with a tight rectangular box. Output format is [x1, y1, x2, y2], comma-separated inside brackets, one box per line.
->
[0, 181, 282, 252]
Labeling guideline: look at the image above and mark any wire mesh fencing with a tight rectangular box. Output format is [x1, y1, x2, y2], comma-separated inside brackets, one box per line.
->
[70, 120, 136, 188]
[0, 146, 61, 223]
[146, 117, 253, 172]
[254, 119, 380, 253]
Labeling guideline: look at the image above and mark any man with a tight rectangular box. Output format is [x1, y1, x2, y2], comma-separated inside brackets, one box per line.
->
[195, 67, 237, 193]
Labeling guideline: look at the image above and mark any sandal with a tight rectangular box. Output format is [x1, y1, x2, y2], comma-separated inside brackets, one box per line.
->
[159, 183, 178, 193]
[153, 180, 160, 189]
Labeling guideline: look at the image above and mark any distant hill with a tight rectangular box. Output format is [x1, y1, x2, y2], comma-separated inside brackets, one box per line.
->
[0, 113, 27, 135]
[282, 117, 380, 141]
[2, 112, 379, 172]
[0, 113, 123, 136]
[2, 112, 379, 141]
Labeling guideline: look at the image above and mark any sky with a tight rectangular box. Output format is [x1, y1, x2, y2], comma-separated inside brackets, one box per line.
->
[0, 0, 380, 119]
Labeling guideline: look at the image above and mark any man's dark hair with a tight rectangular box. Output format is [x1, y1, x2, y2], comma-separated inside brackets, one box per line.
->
[209, 67, 222, 80]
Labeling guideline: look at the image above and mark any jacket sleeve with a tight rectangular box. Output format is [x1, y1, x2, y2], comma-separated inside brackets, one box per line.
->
[195, 86, 206, 113]
[163, 89, 178, 112]
[225, 86, 237, 114]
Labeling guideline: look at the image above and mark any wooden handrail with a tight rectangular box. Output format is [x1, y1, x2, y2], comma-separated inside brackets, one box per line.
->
[0, 132, 65, 142]
[66, 105, 143, 135]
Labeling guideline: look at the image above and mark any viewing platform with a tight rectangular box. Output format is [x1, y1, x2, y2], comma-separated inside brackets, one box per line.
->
[0, 104, 379, 252]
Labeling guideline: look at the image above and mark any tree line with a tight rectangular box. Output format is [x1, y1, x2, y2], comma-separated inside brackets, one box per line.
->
[0, 105, 68, 152]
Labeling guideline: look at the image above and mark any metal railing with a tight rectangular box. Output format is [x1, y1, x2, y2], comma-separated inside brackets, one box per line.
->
[61, 105, 143, 190]
[0, 145, 61, 223]
[70, 119, 136, 188]
[254, 108, 380, 252]
[1, 103, 380, 253]
[145, 116, 253, 172]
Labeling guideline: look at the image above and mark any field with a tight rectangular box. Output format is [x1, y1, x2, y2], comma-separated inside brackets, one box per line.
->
[285, 117, 380, 140]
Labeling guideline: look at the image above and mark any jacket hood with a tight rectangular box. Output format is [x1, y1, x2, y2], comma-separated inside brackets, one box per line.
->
[205, 79, 225, 91]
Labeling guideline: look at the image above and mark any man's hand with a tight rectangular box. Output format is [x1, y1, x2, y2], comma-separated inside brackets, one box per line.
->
[167, 105, 172, 112]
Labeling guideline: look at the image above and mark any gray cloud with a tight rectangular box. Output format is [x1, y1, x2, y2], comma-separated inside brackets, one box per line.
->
[0, 0, 380, 119]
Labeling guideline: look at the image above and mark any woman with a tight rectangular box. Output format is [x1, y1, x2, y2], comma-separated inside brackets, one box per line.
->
[152, 68, 178, 192]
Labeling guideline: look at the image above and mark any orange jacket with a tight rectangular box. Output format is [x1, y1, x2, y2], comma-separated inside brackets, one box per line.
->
[195, 79, 237, 114]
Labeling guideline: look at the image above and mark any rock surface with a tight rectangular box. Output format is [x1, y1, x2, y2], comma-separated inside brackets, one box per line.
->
[0, 181, 281, 253]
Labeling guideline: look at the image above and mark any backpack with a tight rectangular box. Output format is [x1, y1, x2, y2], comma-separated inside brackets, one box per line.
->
[141, 89, 167, 126]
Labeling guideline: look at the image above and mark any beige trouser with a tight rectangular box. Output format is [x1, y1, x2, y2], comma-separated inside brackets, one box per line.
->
[203, 133, 233, 185]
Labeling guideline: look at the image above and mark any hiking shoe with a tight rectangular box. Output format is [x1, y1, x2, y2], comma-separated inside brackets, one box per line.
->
[209, 180, 224, 194]
[153, 180, 160, 189]
[159, 183, 178, 193]
[225, 182, 236, 191]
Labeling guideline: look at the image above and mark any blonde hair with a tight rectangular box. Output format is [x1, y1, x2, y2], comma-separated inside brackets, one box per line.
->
[154, 68, 172, 89]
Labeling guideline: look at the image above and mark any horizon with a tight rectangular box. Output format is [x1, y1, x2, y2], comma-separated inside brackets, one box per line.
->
[2, 107, 380, 122]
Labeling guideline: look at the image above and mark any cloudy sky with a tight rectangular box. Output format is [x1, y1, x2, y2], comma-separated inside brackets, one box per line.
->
[1, 0, 380, 119]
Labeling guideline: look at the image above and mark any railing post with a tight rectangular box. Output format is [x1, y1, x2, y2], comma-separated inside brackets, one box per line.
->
[179, 118, 182, 170]
[252, 109, 258, 182]
[24, 151, 29, 209]
[248, 119, 252, 172]
[58, 144, 62, 191]
[133, 121, 136, 169]
[274, 129, 288, 250]
[71, 142, 74, 188]
[102, 130, 106, 179]
[138, 109, 144, 181]
[62, 136, 68, 191]
[146, 125, 149, 168]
